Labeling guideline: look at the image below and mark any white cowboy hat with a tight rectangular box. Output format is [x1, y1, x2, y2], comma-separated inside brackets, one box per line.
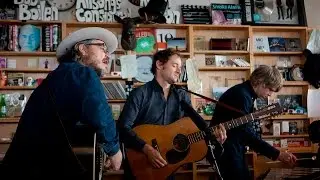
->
[56, 27, 118, 58]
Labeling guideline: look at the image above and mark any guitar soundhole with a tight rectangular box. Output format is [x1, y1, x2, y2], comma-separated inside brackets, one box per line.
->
[173, 134, 189, 152]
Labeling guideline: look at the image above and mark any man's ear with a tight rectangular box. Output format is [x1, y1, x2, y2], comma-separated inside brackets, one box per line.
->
[156, 60, 163, 71]
[77, 44, 87, 56]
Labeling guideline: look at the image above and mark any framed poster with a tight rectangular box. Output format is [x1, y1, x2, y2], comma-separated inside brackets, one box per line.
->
[240, 0, 307, 26]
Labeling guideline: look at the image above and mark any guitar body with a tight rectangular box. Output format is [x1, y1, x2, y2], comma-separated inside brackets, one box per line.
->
[126, 117, 207, 180]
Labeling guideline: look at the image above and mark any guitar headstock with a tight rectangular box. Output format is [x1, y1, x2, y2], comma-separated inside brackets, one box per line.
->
[253, 102, 283, 120]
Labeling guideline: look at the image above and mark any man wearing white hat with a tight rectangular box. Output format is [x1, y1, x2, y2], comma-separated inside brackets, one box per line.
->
[2, 27, 122, 180]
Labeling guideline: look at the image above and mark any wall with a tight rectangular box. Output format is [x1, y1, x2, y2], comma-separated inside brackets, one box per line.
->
[304, 0, 320, 27]
[58, 0, 318, 26]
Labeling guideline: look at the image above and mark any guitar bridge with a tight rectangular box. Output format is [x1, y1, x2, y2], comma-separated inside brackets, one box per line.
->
[152, 139, 160, 152]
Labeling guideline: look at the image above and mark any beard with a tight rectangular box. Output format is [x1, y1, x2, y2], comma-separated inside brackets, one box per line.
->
[82, 56, 107, 77]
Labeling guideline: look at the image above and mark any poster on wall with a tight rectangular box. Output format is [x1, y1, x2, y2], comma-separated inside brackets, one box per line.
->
[240, 0, 307, 26]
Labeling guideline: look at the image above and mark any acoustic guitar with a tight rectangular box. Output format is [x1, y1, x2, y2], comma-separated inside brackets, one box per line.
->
[72, 125, 106, 180]
[126, 103, 283, 180]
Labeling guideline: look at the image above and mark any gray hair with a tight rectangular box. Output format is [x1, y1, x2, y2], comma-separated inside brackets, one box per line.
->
[57, 39, 95, 63]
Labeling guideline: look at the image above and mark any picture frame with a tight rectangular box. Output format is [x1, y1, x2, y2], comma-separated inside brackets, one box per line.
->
[240, 0, 307, 26]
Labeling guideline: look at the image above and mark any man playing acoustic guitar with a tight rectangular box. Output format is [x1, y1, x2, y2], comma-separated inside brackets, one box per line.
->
[118, 48, 227, 179]
[210, 65, 297, 180]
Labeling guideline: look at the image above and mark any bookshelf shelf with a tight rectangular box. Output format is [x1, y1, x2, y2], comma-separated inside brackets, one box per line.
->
[0, 20, 63, 25]
[196, 169, 215, 173]
[194, 50, 249, 54]
[134, 82, 187, 87]
[0, 117, 20, 123]
[192, 24, 250, 30]
[276, 147, 313, 153]
[253, 52, 303, 56]
[283, 81, 309, 86]
[0, 51, 56, 56]
[0, 86, 36, 90]
[107, 99, 126, 103]
[262, 134, 309, 138]
[251, 26, 307, 32]
[272, 114, 308, 120]
[0, 68, 52, 73]
[100, 76, 124, 80]
[198, 67, 250, 71]
[0, 139, 11, 144]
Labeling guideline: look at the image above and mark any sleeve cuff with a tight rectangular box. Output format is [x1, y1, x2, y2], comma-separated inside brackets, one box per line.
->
[136, 139, 146, 151]
[104, 143, 120, 156]
[271, 148, 281, 161]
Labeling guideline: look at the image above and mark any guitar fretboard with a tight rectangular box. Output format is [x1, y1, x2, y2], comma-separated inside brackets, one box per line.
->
[187, 113, 254, 144]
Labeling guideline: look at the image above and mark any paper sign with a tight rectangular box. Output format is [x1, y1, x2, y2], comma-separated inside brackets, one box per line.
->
[119, 55, 137, 79]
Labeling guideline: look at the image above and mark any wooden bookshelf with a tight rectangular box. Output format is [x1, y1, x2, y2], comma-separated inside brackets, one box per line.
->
[198, 67, 251, 71]
[271, 114, 308, 120]
[276, 147, 313, 153]
[0, 51, 56, 56]
[283, 81, 309, 86]
[253, 52, 303, 56]
[0, 117, 20, 123]
[134, 82, 187, 87]
[0, 86, 36, 90]
[262, 134, 309, 138]
[194, 50, 249, 54]
[0, 68, 52, 73]
[107, 99, 126, 103]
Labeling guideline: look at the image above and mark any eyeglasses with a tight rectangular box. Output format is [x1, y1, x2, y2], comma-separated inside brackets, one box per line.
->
[85, 43, 109, 53]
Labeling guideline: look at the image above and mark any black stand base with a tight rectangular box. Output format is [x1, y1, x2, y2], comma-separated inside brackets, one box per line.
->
[207, 140, 224, 180]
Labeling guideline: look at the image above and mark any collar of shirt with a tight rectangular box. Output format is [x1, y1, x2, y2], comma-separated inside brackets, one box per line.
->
[244, 80, 258, 101]
[150, 78, 175, 95]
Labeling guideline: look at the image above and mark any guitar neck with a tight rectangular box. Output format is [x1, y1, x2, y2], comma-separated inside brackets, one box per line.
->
[187, 113, 254, 144]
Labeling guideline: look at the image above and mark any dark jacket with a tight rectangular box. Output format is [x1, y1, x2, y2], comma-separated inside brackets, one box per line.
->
[2, 61, 119, 180]
[210, 80, 280, 180]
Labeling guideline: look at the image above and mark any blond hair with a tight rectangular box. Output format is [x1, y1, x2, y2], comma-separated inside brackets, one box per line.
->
[250, 65, 283, 92]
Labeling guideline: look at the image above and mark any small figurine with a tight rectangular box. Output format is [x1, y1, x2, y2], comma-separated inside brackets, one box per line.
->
[26, 77, 33, 87]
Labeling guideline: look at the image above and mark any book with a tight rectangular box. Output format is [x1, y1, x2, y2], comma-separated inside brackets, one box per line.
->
[268, 37, 286, 52]
[27, 58, 38, 68]
[285, 38, 302, 51]
[155, 29, 176, 51]
[134, 28, 156, 53]
[6, 59, 16, 69]
[0, 57, 6, 68]
[7, 72, 24, 86]
[253, 36, 270, 52]
[211, 3, 242, 25]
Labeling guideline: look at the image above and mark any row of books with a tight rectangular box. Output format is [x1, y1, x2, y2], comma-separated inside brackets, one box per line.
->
[265, 138, 310, 148]
[0, 56, 57, 69]
[0, 24, 61, 52]
[254, 36, 302, 52]
[102, 81, 127, 100]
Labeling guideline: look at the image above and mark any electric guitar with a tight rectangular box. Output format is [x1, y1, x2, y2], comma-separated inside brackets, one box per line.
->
[126, 103, 283, 180]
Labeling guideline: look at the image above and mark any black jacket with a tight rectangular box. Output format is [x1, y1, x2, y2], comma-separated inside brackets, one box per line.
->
[210, 80, 280, 180]
[2, 61, 119, 180]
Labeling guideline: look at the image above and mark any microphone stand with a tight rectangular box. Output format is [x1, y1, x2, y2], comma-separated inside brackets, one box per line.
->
[176, 85, 229, 180]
